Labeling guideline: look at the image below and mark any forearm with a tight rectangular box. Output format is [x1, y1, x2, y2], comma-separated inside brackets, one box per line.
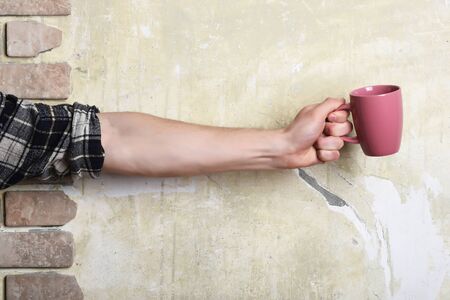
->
[97, 112, 290, 177]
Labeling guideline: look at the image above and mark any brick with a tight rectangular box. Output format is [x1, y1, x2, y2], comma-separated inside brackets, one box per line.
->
[5, 191, 77, 227]
[6, 21, 62, 58]
[6, 272, 83, 300]
[0, 0, 71, 16]
[0, 231, 74, 268]
[0, 63, 71, 99]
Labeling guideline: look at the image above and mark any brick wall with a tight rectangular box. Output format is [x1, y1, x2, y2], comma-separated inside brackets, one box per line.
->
[0, 1, 84, 298]
[0, 191, 83, 299]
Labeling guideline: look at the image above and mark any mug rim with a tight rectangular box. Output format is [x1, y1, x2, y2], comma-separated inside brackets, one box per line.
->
[350, 84, 400, 98]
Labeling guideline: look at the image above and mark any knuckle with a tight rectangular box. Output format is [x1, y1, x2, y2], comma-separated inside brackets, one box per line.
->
[319, 150, 330, 161]
[300, 105, 314, 114]
[335, 151, 341, 159]
[332, 123, 349, 135]
[330, 137, 344, 149]
[317, 150, 325, 159]
[336, 111, 349, 120]
[325, 122, 334, 134]
[324, 97, 344, 105]
[324, 97, 335, 104]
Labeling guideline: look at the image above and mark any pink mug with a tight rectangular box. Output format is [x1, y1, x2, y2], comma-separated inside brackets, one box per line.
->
[335, 85, 403, 156]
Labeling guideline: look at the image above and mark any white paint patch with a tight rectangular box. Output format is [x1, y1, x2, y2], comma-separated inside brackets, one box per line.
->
[291, 63, 303, 73]
[175, 64, 181, 76]
[374, 217, 392, 295]
[140, 25, 153, 38]
[423, 173, 442, 197]
[365, 176, 450, 299]
[306, 172, 449, 299]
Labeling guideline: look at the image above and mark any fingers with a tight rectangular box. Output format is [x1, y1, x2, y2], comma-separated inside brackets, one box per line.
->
[313, 97, 346, 119]
[314, 135, 344, 151]
[327, 110, 349, 123]
[314, 135, 344, 163]
[324, 121, 353, 137]
[304, 97, 350, 165]
[317, 150, 340, 162]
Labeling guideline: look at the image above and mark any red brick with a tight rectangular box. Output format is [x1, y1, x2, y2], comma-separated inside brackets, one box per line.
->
[0, 231, 74, 268]
[5, 191, 77, 227]
[0, 0, 71, 16]
[6, 272, 83, 300]
[6, 21, 62, 58]
[0, 63, 71, 99]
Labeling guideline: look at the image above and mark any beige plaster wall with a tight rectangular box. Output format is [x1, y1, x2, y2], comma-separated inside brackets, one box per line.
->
[1, 0, 449, 299]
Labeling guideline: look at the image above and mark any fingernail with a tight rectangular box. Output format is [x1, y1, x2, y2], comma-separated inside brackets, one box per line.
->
[329, 114, 336, 122]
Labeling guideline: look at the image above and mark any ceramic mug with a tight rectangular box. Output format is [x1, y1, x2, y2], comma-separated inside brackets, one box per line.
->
[335, 84, 403, 156]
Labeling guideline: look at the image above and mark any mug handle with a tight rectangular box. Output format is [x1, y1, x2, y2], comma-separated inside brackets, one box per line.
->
[333, 103, 359, 144]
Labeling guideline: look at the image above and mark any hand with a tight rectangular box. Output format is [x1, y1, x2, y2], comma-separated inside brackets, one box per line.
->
[276, 97, 353, 168]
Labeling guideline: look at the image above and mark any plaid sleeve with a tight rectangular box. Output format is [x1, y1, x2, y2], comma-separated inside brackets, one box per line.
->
[0, 92, 105, 190]
[67, 101, 105, 179]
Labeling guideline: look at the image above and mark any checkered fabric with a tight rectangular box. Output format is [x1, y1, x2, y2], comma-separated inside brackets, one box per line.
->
[0, 92, 105, 190]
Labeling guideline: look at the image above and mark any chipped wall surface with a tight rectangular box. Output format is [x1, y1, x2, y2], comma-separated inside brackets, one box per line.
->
[1, 0, 450, 299]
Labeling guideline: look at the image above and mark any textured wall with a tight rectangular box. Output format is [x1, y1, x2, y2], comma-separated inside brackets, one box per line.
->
[1, 0, 450, 299]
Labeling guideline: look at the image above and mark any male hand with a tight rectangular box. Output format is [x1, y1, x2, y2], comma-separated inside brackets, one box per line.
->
[276, 97, 352, 168]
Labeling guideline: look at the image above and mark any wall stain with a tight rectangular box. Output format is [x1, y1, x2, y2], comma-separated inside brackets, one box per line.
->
[298, 169, 347, 207]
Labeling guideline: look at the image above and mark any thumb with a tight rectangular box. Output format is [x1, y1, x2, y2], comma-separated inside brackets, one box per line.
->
[314, 97, 346, 119]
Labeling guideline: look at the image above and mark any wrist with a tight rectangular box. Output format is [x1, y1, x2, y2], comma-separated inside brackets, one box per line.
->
[266, 128, 296, 169]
